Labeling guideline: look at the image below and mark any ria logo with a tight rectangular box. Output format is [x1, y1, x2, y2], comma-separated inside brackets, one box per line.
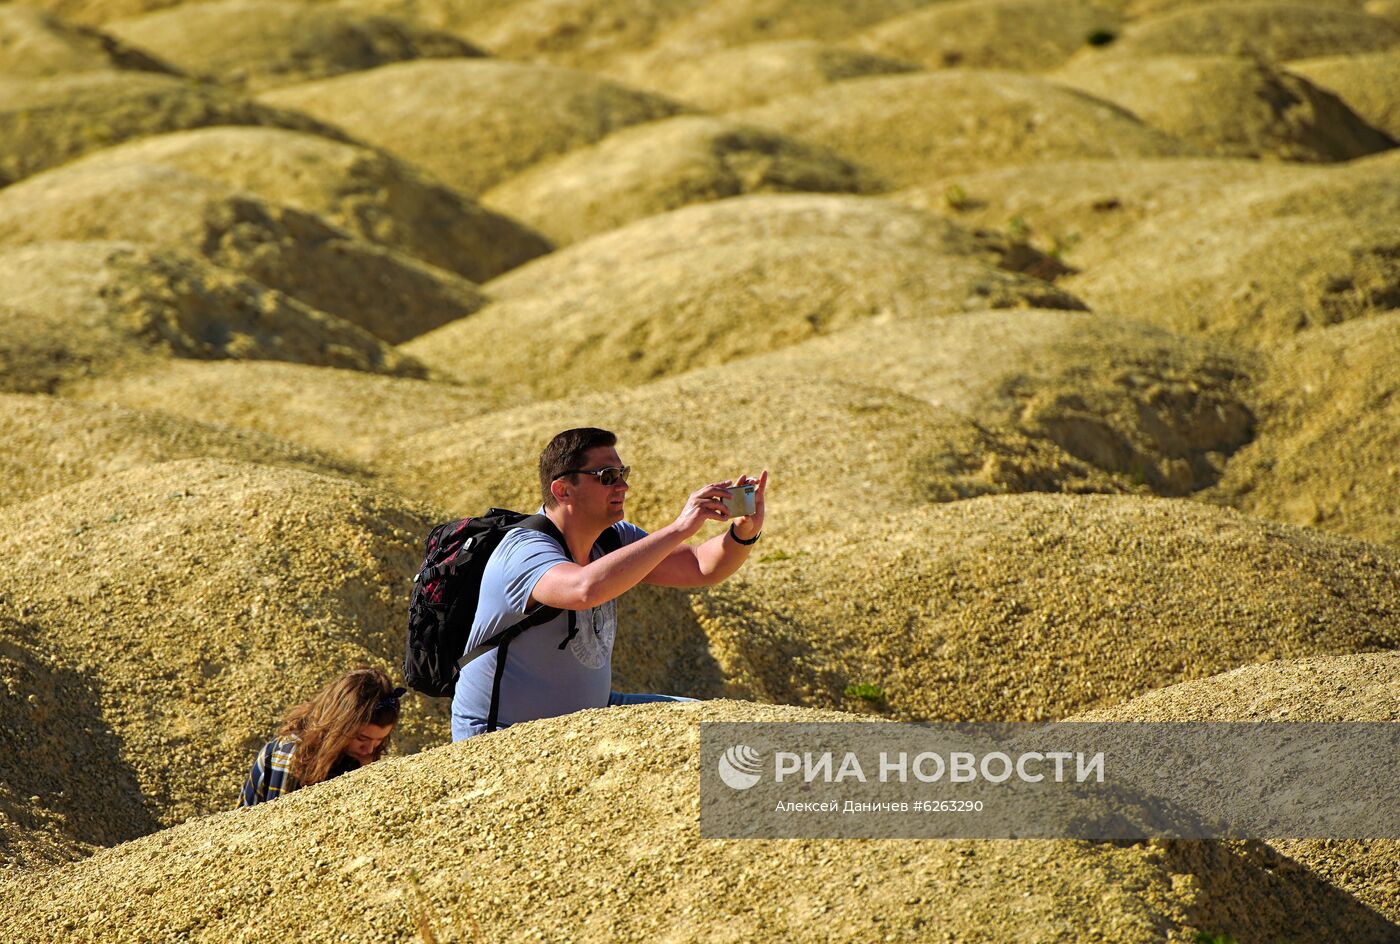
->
[718, 745, 763, 790]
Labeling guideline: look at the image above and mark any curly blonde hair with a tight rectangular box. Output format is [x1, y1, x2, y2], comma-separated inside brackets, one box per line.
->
[280, 666, 400, 785]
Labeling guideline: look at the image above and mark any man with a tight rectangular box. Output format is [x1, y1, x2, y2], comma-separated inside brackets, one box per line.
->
[451, 427, 767, 740]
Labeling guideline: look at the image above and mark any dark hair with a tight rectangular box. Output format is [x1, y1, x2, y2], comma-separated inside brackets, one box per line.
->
[540, 427, 616, 508]
[279, 666, 400, 785]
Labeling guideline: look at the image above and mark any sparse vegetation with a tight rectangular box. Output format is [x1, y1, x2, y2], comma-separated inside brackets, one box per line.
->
[843, 682, 887, 704]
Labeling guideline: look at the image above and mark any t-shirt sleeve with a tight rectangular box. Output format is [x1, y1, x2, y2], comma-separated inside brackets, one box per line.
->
[467, 529, 571, 650]
[610, 521, 648, 548]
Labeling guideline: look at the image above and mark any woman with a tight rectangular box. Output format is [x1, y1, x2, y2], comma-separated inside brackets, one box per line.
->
[238, 666, 404, 807]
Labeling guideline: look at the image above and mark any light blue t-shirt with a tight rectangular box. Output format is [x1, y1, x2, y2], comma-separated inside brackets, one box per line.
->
[450, 519, 648, 740]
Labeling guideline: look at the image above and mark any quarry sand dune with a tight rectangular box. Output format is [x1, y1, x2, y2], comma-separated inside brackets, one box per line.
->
[689, 494, 1400, 720]
[1287, 49, 1400, 139]
[258, 59, 689, 195]
[1104, 1, 1400, 61]
[0, 69, 347, 185]
[403, 198, 1085, 400]
[0, 3, 171, 77]
[1053, 53, 1396, 161]
[69, 360, 507, 466]
[0, 241, 424, 394]
[751, 309, 1256, 497]
[0, 162, 487, 344]
[1073, 653, 1400, 923]
[0, 392, 356, 510]
[372, 367, 1131, 547]
[51, 126, 551, 282]
[731, 70, 1192, 187]
[894, 157, 1316, 270]
[104, 0, 484, 90]
[610, 39, 918, 112]
[853, 0, 1123, 72]
[0, 459, 441, 836]
[3, 702, 1395, 943]
[480, 115, 877, 246]
[483, 193, 1047, 301]
[1064, 153, 1400, 341]
[1205, 309, 1400, 546]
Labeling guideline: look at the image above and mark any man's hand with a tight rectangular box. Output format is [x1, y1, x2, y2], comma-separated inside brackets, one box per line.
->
[726, 470, 768, 541]
[673, 481, 740, 539]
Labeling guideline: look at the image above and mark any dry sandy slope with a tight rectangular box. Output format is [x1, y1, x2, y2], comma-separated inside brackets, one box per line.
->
[0, 392, 356, 510]
[2, 701, 1394, 943]
[1205, 310, 1400, 546]
[682, 494, 1400, 720]
[609, 39, 918, 112]
[751, 309, 1256, 496]
[481, 115, 876, 246]
[69, 360, 506, 467]
[0, 162, 486, 344]
[0, 3, 171, 77]
[0, 69, 346, 185]
[893, 157, 1313, 270]
[0, 459, 441, 836]
[48, 126, 551, 282]
[404, 195, 1083, 400]
[853, 0, 1122, 71]
[258, 59, 689, 195]
[1072, 653, 1400, 924]
[372, 367, 1131, 545]
[0, 242, 423, 395]
[731, 70, 1192, 187]
[1063, 150, 1400, 342]
[1053, 54, 1395, 161]
[1287, 49, 1400, 139]
[1101, 1, 1400, 61]
[105, 0, 484, 90]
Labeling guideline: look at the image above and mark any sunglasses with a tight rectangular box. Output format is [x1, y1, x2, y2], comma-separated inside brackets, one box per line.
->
[558, 465, 630, 487]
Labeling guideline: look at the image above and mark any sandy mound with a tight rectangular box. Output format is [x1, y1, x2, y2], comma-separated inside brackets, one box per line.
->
[0, 3, 171, 77]
[373, 367, 1130, 548]
[0, 70, 345, 185]
[3, 701, 1395, 942]
[0, 241, 422, 394]
[481, 115, 876, 246]
[403, 196, 1085, 400]
[731, 71, 1191, 187]
[105, 0, 483, 91]
[1065, 153, 1400, 342]
[686, 494, 1400, 720]
[0, 162, 486, 344]
[0, 459, 438, 837]
[70, 360, 506, 466]
[259, 59, 688, 195]
[854, 0, 1122, 71]
[1054, 54, 1395, 161]
[1072, 653, 1400, 923]
[0, 393, 354, 510]
[1206, 310, 1400, 547]
[753, 309, 1255, 496]
[611, 39, 918, 112]
[1104, 2, 1400, 61]
[34, 127, 550, 283]
[1287, 50, 1400, 140]
[893, 157, 1313, 271]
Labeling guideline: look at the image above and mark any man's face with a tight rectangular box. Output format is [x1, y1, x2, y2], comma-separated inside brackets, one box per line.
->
[570, 445, 629, 522]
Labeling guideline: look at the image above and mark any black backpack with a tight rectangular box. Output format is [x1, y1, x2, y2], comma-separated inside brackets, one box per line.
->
[402, 508, 622, 730]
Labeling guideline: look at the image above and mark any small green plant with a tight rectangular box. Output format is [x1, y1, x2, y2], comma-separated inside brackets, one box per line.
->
[1086, 28, 1117, 47]
[1007, 215, 1031, 240]
[944, 183, 971, 212]
[1047, 231, 1082, 263]
[1193, 933, 1240, 944]
[844, 683, 887, 704]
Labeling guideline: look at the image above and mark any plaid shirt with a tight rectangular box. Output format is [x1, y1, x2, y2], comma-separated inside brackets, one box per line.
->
[238, 735, 359, 807]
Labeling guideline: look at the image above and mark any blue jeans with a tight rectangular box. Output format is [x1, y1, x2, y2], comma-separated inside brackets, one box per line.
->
[607, 691, 697, 706]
